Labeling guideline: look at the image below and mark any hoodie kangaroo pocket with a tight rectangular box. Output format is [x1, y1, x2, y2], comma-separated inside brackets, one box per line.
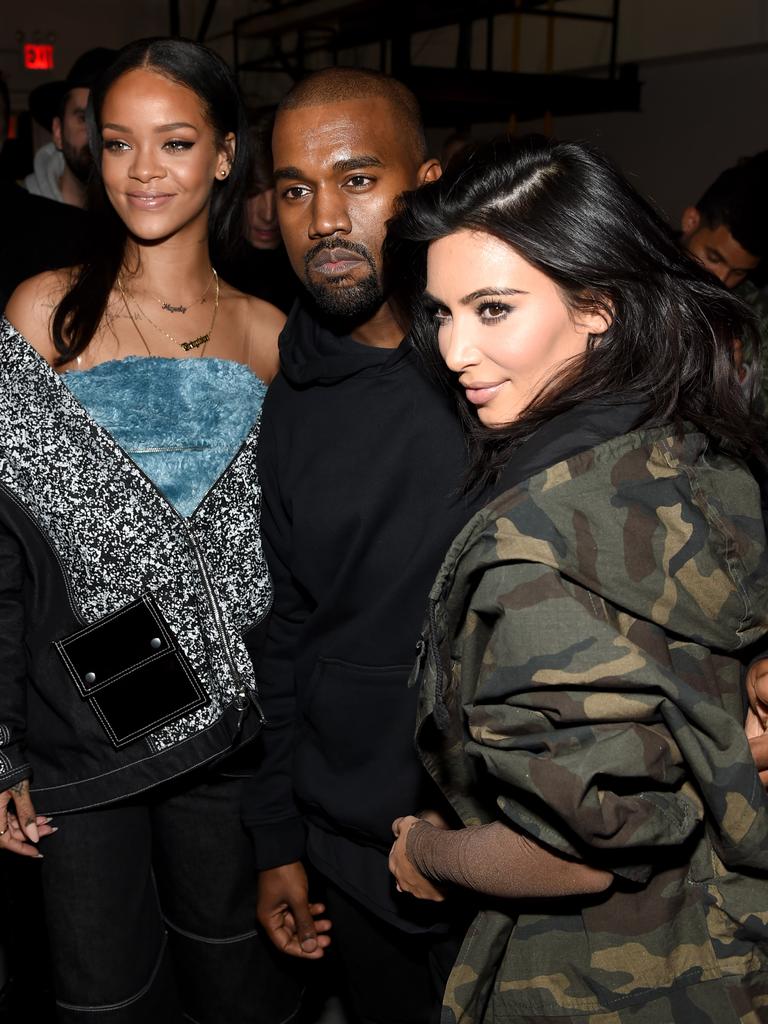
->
[296, 656, 425, 840]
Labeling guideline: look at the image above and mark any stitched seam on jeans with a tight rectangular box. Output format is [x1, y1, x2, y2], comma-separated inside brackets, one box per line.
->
[275, 993, 306, 1024]
[54, 931, 168, 1012]
[163, 914, 259, 944]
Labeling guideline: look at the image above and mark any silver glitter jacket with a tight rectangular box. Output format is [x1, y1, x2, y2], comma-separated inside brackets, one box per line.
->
[0, 320, 272, 813]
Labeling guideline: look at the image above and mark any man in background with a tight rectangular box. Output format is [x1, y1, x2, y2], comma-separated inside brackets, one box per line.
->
[0, 66, 95, 310]
[24, 47, 115, 208]
[680, 157, 768, 406]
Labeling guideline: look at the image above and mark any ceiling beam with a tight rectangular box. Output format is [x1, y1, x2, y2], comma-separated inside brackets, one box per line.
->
[235, 0, 613, 41]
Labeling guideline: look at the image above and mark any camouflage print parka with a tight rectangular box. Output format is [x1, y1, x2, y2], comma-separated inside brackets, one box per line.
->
[414, 423, 768, 1023]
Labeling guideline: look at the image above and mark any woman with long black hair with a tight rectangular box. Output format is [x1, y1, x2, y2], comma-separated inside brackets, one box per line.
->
[387, 136, 768, 1023]
[1, 37, 300, 1024]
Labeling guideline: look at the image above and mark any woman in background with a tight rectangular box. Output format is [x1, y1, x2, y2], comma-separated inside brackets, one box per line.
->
[1, 37, 301, 1024]
[219, 114, 298, 314]
[388, 136, 768, 1023]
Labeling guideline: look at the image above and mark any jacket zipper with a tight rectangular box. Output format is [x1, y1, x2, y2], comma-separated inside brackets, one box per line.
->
[0, 411, 267, 723]
[184, 523, 265, 727]
[129, 445, 208, 454]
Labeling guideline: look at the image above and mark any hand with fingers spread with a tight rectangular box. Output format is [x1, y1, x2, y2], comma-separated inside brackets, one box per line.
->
[256, 861, 332, 959]
[0, 778, 56, 858]
[746, 657, 768, 787]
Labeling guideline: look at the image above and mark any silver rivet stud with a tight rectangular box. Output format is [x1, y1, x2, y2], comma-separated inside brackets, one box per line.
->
[84, 672, 96, 684]
[150, 637, 162, 650]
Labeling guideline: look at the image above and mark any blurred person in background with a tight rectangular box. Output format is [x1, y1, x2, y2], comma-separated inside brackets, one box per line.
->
[220, 115, 297, 313]
[24, 47, 116, 208]
[0, 75, 94, 311]
[680, 157, 768, 409]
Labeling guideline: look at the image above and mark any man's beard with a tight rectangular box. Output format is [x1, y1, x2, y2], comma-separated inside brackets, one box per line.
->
[302, 239, 384, 320]
[61, 138, 92, 185]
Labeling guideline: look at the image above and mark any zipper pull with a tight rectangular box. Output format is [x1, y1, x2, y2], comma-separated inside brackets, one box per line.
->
[234, 687, 266, 729]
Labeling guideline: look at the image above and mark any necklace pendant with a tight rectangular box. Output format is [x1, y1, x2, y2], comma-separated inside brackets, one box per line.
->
[162, 302, 188, 313]
[180, 333, 210, 351]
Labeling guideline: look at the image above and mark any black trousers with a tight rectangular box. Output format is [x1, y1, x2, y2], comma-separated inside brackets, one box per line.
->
[39, 772, 303, 1024]
[319, 878, 466, 1024]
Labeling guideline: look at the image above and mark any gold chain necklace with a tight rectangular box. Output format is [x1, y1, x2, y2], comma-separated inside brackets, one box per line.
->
[150, 270, 215, 314]
[117, 276, 156, 356]
[118, 270, 219, 352]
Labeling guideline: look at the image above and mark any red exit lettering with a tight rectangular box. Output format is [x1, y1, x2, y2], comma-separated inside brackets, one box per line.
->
[24, 44, 55, 71]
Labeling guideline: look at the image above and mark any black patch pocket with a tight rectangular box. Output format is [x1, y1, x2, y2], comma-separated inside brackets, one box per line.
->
[55, 595, 208, 748]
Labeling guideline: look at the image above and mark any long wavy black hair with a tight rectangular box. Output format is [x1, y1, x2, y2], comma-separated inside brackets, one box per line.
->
[385, 135, 764, 490]
[51, 37, 252, 366]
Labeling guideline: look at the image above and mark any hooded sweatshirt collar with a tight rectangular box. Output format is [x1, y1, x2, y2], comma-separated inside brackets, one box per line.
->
[278, 299, 411, 386]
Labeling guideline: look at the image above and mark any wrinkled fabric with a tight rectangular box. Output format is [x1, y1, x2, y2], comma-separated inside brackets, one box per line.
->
[406, 819, 611, 899]
[414, 423, 768, 1022]
[23, 141, 65, 203]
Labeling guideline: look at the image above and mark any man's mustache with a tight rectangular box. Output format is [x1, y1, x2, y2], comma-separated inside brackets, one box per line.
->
[304, 239, 376, 272]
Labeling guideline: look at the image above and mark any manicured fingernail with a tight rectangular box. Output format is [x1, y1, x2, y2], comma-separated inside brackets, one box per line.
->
[36, 853, 44, 859]
[26, 822, 40, 843]
[44, 817, 54, 824]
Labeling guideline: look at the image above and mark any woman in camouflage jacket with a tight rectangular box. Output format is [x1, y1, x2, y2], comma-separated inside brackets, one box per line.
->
[386, 136, 768, 1023]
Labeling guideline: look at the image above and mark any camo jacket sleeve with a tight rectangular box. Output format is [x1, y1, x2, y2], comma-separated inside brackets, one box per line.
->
[454, 559, 768, 883]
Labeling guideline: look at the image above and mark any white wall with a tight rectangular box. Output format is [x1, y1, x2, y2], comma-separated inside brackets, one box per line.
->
[523, 45, 768, 226]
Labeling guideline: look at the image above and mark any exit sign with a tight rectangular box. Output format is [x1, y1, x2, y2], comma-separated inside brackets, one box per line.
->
[24, 44, 55, 70]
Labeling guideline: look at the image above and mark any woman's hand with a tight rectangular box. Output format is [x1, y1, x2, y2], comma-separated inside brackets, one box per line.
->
[389, 815, 446, 901]
[746, 658, 768, 787]
[0, 779, 56, 858]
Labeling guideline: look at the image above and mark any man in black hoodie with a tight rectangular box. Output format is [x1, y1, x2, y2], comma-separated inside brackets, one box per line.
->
[243, 68, 476, 1023]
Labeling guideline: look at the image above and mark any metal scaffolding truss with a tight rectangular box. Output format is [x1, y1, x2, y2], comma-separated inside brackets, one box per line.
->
[195, 0, 641, 125]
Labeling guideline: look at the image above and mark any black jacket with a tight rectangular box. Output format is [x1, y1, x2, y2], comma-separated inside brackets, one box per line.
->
[242, 301, 480, 930]
[0, 319, 270, 813]
[0, 182, 95, 313]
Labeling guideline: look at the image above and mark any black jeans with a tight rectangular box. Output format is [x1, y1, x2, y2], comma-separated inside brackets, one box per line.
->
[319, 878, 466, 1024]
[39, 771, 303, 1024]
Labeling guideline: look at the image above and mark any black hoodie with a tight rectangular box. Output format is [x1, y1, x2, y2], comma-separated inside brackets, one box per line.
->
[242, 301, 477, 930]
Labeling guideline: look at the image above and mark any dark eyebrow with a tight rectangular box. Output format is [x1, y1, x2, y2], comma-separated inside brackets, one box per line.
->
[705, 248, 752, 273]
[274, 165, 304, 181]
[101, 122, 198, 133]
[154, 122, 198, 132]
[460, 287, 527, 304]
[422, 287, 526, 307]
[274, 155, 385, 182]
[333, 155, 384, 173]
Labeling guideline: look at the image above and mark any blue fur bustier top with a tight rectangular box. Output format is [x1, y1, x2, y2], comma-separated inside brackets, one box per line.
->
[63, 356, 267, 516]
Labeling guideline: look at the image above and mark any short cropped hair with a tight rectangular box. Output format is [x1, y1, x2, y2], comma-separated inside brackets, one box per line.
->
[696, 162, 768, 260]
[277, 67, 428, 164]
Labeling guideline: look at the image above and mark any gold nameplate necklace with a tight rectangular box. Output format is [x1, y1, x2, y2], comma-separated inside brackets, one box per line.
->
[150, 270, 215, 314]
[117, 269, 220, 353]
